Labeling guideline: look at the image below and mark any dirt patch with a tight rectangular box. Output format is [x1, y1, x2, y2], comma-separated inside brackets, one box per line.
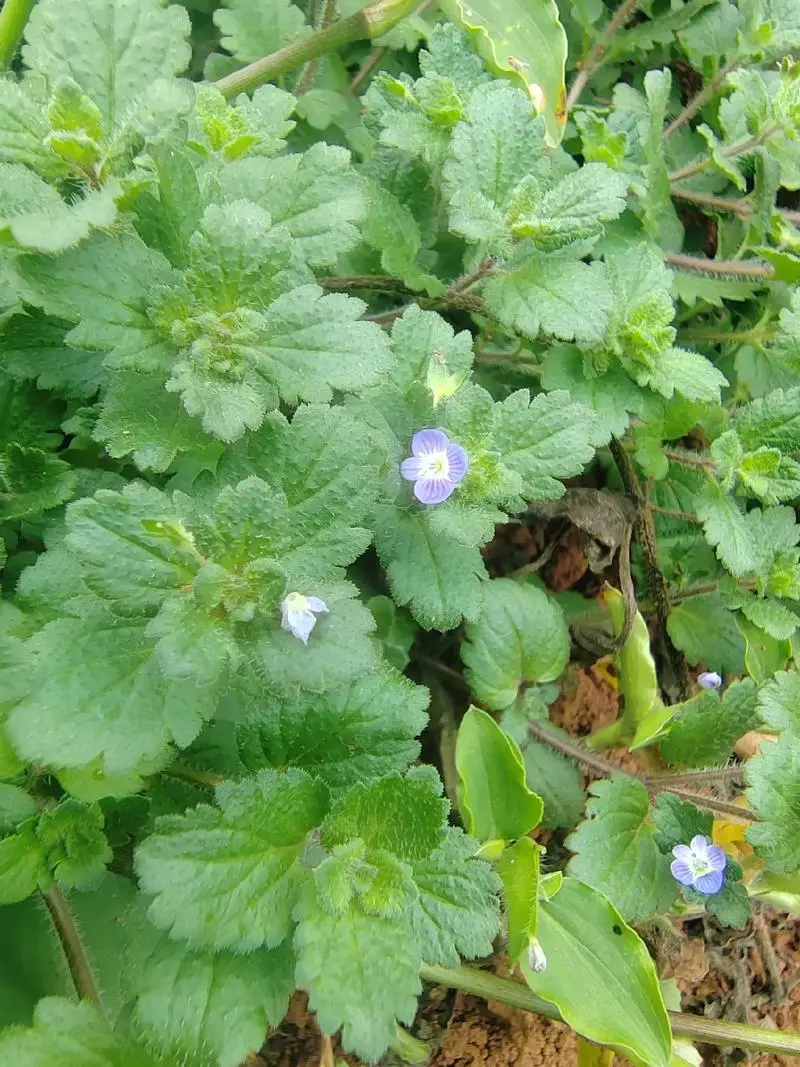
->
[549, 665, 620, 737]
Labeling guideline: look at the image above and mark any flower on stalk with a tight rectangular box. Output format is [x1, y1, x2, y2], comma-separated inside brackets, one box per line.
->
[400, 428, 468, 505]
[527, 937, 547, 973]
[280, 592, 328, 645]
[671, 835, 727, 895]
[698, 671, 722, 689]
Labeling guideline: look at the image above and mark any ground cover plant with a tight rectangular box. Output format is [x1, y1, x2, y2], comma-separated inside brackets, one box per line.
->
[2, 0, 800, 1063]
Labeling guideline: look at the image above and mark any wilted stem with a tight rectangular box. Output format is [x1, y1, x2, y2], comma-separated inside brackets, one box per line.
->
[0, 0, 37, 68]
[420, 965, 800, 1055]
[42, 886, 102, 1009]
[215, 0, 419, 98]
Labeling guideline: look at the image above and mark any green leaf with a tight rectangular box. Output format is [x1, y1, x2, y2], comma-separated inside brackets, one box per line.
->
[373, 505, 486, 631]
[129, 935, 294, 1067]
[659, 680, 760, 768]
[218, 144, 365, 268]
[0, 828, 45, 905]
[23, 0, 191, 130]
[642, 347, 727, 404]
[135, 769, 329, 951]
[757, 670, 800, 738]
[735, 386, 800, 452]
[738, 615, 792, 683]
[666, 595, 746, 675]
[0, 444, 76, 522]
[651, 794, 712, 854]
[36, 799, 111, 890]
[456, 706, 544, 842]
[747, 734, 800, 873]
[698, 877, 750, 929]
[0, 310, 107, 398]
[511, 164, 628, 251]
[294, 865, 421, 1063]
[407, 826, 501, 967]
[696, 482, 757, 576]
[485, 256, 614, 344]
[323, 770, 448, 862]
[540, 345, 647, 439]
[212, 0, 308, 65]
[566, 777, 677, 922]
[461, 578, 569, 709]
[522, 878, 671, 1067]
[437, 0, 568, 146]
[0, 784, 36, 833]
[498, 835, 541, 965]
[492, 389, 601, 501]
[0, 79, 67, 181]
[237, 670, 428, 792]
[0, 997, 174, 1067]
[522, 734, 585, 830]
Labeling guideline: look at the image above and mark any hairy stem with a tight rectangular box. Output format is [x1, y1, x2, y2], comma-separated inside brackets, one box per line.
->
[665, 252, 775, 280]
[668, 127, 780, 183]
[527, 721, 758, 821]
[165, 764, 223, 789]
[672, 188, 800, 227]
[661, 446, 716, 472]
[318, 274, 487, 315]
[677, 325, 777, 344]
[215, 0, 419, 99]
[420, 964, 800, 1054]
[565, 0, 641, 111]
[663, 60, 738, 139]
[649, 504, 701, 524]
[294, 0, 339, 95]
[0, 0, 36, 68]
[42, 886, 102, 1009]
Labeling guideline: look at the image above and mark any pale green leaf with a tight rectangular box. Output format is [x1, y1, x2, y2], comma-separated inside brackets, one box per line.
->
[736, 386, 800, 452]
[659, 680, 760, 768]
[213, 0, 308, 65]
[746, 735, 800, 873]
[756, 669, 800, 738]
[522, 878, 671, 1067]
[498, 835, 540, 965]
[129, 935, 294, 1067]
[36, 799, 111, 890]
[23, 0, 191, 129]
[437, 0, 567, 146]
[407, 826, 501, 967]
[0, 829, 44, 905]
[522, 734, 585, 830]
[696, 482, 757, 576]
[236, 670, 428, 792]
[461, 578, 569, 709]
[566, 777, 677, 922]
[456, 706, 543, 842]
[642, 346, 727, 403]
[136, 769, 328, 951]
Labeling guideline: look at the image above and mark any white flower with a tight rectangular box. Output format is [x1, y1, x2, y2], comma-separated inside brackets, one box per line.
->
[527, 937, 547, 973]
[280, 592, 328, 644]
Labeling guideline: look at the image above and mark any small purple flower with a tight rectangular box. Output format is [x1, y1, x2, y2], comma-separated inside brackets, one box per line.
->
[400, 428, 468, 505]
[698, 671, 722, 689]
[671, 835, 727, 895]
[280, 592, 328, 644]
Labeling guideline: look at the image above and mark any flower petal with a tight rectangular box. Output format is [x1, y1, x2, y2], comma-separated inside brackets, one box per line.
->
[412, 428, 450, 456]
[705, 845, 728, 872]
[306, 597, 328, 614]
[445, 442, 469, 484]
[694, 869, 724, 895]
[690, 835, 710, 857]
[670, 860, 695, 886]
[672, 844, 693, 862]
[698, 671, 722, 689]
[414, 476, 455, 505]
[400, 456, 422, 480]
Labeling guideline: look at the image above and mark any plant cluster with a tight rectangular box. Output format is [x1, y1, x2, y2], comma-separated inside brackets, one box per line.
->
[1, 0, 800, 1064]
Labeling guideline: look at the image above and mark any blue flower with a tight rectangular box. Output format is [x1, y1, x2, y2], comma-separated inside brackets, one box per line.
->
[671, 835, 727, 895]
[400, 428, 469, 505]
[280, 592, 328, 644]
[698, 671, 722, 689]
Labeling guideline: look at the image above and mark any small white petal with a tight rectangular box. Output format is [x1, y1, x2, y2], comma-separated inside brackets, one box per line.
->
[527, 938, 547, 973]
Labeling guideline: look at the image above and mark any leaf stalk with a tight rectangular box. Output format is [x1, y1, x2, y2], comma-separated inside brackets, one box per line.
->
[0, 0, 36, 68]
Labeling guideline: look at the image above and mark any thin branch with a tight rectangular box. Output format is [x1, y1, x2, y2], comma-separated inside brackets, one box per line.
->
[317, 274, 487, 315]
[294, 0, 339, 95]
[526, 721, 758, 821]
[42, 886, 102, 1008]
[677, 325, 776, 345]
[165, 764, 223, 789]
[649, 505, 701, 524]
[565, 0, 641, 111]
[665, 252, 776, 280]
[650, 765, 745, 787]
[419, 964, 800, 1055]
[668, 127, 779, 183]
[671, 188, 751, 217]
[663, 60, 738, 139]
[0, 0, 36, 68]
[214, 0, 419, 99]
[661, 447, 715, 472]
[344, 45, 387, 94]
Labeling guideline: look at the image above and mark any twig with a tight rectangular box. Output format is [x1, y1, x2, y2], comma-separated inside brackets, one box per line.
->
[661, 447, 716, 472]
[0, 0, 36, 68]
[419, 964, 800, 1055]
[663, 60, 739, 139]
[650, 765, 745, 787]
[344, 45, 387, 94]
[649, 505, 701, 524]
[668, 127, 780, 183]
[215, 0, 419, 99]
[671, 188, 751, 217]
[565, 0, 641, 111]
[294, 0, 339, 95]
[665, 252, 775, 280]
[526, 721, 758, 821]
[753, 905, 786, 1003]
[318, 274, 487, 315]
[42, 886, 102, 1008]
[609, 438, 690, 700]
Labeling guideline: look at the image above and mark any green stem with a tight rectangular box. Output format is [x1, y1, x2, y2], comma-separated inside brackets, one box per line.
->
[678, 325, 776, 344]
[665, 252, 775, 280]
[215, 0, 419, 99]
[0, 0, 36, 68]
[420, 965, 800, 1055]
[42, 886, 102, 1009]
[668, 126, 781, 184]
[565, 0, 641, 111]
[165, 764, 223, 789]
[663, 59, 739, 140]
